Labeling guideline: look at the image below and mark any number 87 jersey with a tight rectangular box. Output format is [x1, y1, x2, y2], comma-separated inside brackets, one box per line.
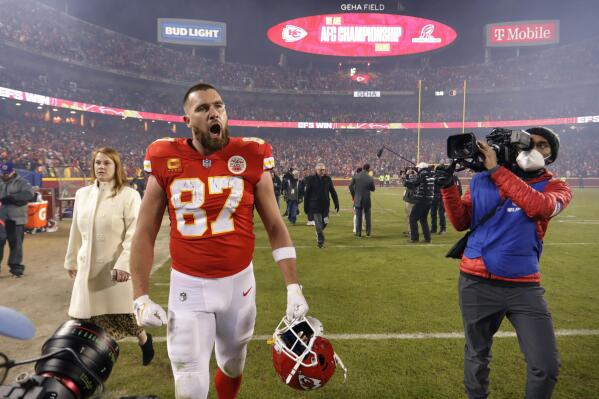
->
[144, 136, 275, 278]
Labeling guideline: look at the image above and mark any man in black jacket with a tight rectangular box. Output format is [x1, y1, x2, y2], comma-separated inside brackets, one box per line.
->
[281, 168, 293, 216]
[0, 162, 34, 277]
[405, 162, 435, 243]
[349, 163, 375, 237]
[431, 165, 447, 235]
[401, 167, 417, 237]
[303, 162, 339, 248]
[272, 171, 282, 208]
[283, 170, 303, 225]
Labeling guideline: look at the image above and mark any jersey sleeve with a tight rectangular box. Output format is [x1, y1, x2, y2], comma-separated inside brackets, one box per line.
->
[143, 138, 175, 189]
[263, 141, 274, 171]
[238, 137, 274, 185]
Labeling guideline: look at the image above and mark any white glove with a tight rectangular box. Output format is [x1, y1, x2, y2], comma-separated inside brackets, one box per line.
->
[286, 284, 309, 321]
[134, 295, 168, 327]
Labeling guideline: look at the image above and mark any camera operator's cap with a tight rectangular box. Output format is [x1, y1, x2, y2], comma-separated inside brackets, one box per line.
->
[0, 306, 35, 340]
[416, 162, 429, 170]
[525, 127, 560, 164]
[0, 161, 14, 175]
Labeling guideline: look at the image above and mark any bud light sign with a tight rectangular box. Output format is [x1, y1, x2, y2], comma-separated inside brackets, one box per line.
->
[157, 18, 227, 46]
[267, 13, 457, 57]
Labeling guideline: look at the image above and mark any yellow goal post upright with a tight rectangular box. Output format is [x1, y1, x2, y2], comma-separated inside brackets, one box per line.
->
[55, 166, 89, 219]
[416, 79, 422, 164]
[415, 79, 468, 166]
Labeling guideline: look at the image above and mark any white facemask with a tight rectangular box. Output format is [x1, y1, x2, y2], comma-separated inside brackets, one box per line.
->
[516, 149, 545, 172]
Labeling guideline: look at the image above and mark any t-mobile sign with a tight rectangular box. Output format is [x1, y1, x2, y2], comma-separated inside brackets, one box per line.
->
[486, 20, 559, 47]
[267, 13, 457, 57]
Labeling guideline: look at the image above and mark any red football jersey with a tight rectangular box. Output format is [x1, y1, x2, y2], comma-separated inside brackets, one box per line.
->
[144, 136, 275, 278]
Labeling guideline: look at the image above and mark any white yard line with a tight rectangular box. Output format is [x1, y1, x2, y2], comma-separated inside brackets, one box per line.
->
[121, 329, 599, 343]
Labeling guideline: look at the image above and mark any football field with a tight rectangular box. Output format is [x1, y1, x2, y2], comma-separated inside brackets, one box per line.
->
[107, 186, 599, 399]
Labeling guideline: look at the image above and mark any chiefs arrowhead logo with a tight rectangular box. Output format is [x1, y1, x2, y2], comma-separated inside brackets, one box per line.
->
[298, 374, 322, 390]
[282, 25, 307, 43]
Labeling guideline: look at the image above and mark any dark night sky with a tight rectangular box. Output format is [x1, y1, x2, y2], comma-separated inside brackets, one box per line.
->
[39, 0, 599, 69]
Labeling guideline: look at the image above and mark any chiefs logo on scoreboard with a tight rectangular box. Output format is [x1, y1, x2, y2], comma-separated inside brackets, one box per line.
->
[282, 25, 308, 43]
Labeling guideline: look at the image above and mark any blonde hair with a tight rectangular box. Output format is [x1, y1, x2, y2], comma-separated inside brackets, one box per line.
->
[91, 147, 127, 197]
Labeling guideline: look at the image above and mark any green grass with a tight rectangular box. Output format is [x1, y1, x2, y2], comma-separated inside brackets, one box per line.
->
[105, 187, 599, 398]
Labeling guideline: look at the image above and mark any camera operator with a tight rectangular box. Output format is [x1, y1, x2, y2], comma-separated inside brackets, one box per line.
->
[431, 165, 447, 235]
[400, 167, 416, 237]
[439, 127, 572, 399]
[405, 163, 435, 243]
[281, 168, 293, 217]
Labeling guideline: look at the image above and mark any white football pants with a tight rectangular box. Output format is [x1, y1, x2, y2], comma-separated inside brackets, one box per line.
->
[167, 264, 256, 399]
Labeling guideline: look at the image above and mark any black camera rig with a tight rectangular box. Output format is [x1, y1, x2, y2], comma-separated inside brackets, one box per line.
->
[446, 128, 532, 172]
[0, 320, 117, 399]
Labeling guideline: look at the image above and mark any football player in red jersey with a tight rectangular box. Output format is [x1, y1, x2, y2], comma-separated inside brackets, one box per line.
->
[130, 83, 309, 399]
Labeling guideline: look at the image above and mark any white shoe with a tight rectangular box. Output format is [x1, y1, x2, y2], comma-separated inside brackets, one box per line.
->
[306, 221, 315, 226]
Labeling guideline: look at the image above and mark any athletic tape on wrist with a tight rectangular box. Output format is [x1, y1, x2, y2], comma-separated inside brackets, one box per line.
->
[272, 246, 296, 263]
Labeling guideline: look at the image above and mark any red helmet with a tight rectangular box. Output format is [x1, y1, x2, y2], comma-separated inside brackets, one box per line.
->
[271, 315, 347, 390]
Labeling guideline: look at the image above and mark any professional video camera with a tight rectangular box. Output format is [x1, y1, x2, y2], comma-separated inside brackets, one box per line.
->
[432, 163, 456, 183]
[446, 128, 532, 172]
[0, 320, 118, 399]
[417, 165, 434, 180]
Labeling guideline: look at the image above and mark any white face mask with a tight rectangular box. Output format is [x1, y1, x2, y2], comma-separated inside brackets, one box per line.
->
[516, 149, 545, 172]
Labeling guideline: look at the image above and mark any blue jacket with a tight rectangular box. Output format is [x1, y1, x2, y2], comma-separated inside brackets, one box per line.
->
[464, 172, 548, 278]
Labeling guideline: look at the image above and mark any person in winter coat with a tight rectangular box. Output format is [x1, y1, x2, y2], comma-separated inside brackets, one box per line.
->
[440, 127, 572, 399]
[272, 170, 282, 208]
[303, 162, 339, 248]
[283, 169, 304, 225]
[64, 147, 154, 365]
[349, 164, 375, 237]
[0, 161, 34, 277]
[405, 163, 435, 243]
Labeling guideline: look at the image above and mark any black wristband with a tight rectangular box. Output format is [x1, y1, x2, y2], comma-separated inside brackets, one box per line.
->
[488, 165, 501, 175]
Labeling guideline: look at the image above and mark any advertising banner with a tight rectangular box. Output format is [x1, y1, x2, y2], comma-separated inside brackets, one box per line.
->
[157, 18, 226, 46]
[486, 20, 559, 47]
[267, 13, 457, 57]
[353, 91, 381, 97]
[0, 86, 583, 130]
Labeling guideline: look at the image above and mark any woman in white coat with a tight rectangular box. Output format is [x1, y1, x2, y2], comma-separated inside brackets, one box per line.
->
[64, 147, 154, 365]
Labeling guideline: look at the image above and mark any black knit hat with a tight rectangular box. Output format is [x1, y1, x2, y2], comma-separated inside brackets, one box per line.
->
[525, 127, 560, 164]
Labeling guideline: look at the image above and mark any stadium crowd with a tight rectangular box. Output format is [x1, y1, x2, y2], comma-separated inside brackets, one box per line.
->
[1, 0, 599, 95]
[1, 0, 598, 180]
[2, 62, 598, 125]
[1, 111, 597, 179]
